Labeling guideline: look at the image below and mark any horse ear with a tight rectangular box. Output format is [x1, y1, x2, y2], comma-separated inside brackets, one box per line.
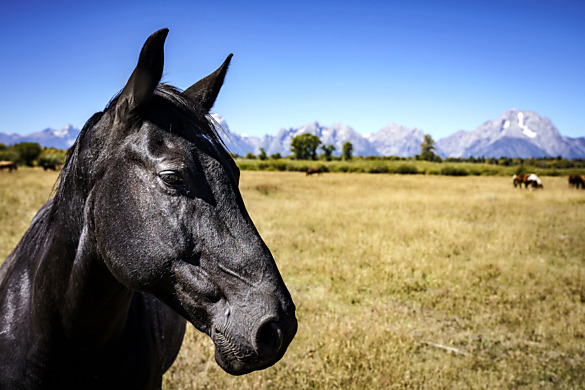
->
[183, 54, 232, 113]
[116, 28, 169, 118]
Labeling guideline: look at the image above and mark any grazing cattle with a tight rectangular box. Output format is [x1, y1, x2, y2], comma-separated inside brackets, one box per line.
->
[569, 174, 584, 189]
[526, 174, 543, 189]
[0, 29, 297, 388]
[513, 174, 527, 188]
[513, 173, 543, 189]
[306, 167, 322, 176]
[42, 161, 58, 171]
[0, 161, 17, 172]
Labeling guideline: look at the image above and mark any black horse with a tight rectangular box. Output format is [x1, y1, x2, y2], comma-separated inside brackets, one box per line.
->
[0, 29, 297, 388]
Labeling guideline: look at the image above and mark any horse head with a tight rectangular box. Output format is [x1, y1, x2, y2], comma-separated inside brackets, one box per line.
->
[69, 29, 296, 375]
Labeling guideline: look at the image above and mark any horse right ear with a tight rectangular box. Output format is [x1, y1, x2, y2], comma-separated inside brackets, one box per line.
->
[116, 29, 168, 119]
[182, 54, 233, 114]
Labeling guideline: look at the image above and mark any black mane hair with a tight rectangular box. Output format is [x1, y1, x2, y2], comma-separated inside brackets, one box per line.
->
[54, 84, 230, 201]
[49, 83, 232, 242]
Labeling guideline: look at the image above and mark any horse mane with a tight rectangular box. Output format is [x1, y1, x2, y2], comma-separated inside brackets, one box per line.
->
[54, 84, 229, 202]
[44, 83, 231, 243]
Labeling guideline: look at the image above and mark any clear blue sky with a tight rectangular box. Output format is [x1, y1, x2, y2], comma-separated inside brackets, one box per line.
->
[1, 0, 584, 139]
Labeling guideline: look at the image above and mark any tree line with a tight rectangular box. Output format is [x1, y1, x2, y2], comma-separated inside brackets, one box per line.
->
[3, 136, 585, 171]
[240, 133, 585, 169]
[0, 142, 67, 167]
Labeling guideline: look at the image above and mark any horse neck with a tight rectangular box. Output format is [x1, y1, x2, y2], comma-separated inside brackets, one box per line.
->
[15, 174, 134, 347]
[59, 181, 136, 346]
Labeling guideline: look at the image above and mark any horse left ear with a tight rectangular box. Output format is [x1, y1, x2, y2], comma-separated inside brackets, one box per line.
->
[116, 28, 169, 118]
[183, 54, 233, 113]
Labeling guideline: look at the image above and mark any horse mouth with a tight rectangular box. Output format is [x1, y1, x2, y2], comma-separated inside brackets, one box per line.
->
[210, 321, 293, 375]
[211, 325, 258, 375]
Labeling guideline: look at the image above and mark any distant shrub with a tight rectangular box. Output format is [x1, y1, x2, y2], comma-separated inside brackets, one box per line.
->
[366, 162, 390, 174]
[481, 169, 500, 176]
[333, 164, 350, 173]
[0, 150, 19, 163]
[395, 164, 419, 175]
[441, 166, 469, 176]
[285, 162, 309, 172]
[236, 161, 258, 170]
[38, 151, 65, 167]
[268, 160, 287, 171]
[13, 142, 42, 166]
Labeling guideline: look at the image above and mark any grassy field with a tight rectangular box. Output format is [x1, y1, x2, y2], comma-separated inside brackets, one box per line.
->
[2, 169, 585, 388]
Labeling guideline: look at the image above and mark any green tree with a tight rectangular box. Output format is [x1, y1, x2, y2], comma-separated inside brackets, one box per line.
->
[258, 148, 267, 160]
[14, 142, 42, 166]
[320, 144, 336, 161]
[342, 141, 353, 160]
[419, 134, 436, 161]
[290, 133, 321, 160]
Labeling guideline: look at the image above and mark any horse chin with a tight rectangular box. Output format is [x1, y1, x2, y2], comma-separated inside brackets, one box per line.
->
[210, 325, 279, 376]
[213, 348, 254, 376]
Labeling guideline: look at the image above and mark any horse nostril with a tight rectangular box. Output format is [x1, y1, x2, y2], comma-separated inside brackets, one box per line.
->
[253, 318, 283, 359]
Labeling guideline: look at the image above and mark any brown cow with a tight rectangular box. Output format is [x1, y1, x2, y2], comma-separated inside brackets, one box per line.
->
[0, 161, 17, 172]
[42, 162, 57, 171]
[513, 173, 543, 189]
[526, 174, 543, 189]
[569, 174, 585, 189]
[306, 167, 322, 176]
[513, 174, 528, 188]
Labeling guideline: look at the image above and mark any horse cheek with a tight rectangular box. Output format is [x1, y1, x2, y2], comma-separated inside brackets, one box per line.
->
[92, 183, 165, 291]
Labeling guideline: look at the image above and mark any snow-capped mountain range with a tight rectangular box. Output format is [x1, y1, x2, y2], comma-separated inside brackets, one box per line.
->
[436, 110, 585, 159]
[2, 110, 584, 159]
[0, 125, 79, 150]
[214, 110, 585, 159]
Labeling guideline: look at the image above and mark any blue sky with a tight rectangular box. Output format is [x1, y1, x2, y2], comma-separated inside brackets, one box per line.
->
[1, 0, 584, 139]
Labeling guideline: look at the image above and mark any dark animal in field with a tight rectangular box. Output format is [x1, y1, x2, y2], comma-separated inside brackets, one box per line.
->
[0, 161, 17, 172]
[569, 174, 584, 189]
[42, 161, 58, 171]
[513, 173, 543, 189]
[0, 29, 297, 389]
[306, 167, 322, 176]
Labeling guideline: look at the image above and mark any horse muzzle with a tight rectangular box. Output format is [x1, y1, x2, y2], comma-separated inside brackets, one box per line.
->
[211, 306, 298, 375]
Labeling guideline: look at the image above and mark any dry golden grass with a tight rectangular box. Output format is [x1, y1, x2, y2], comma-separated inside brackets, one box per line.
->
[0, 168, 59, 259]
[2, 169, 585, 388]
[165, 172, 585, 389]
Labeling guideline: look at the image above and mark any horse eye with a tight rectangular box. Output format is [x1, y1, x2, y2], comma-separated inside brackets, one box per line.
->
[159, 171, 182, 186]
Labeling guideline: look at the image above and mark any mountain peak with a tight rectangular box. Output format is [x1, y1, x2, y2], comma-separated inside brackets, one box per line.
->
[3, 110, 584, 159]
[437, 109, 572, 158]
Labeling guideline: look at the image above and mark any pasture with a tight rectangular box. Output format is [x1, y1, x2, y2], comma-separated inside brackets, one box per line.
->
[1, 168, 585, 388]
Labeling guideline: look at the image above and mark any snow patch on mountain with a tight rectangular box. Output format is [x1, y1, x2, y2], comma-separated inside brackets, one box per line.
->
[517, 112, 537, 138]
